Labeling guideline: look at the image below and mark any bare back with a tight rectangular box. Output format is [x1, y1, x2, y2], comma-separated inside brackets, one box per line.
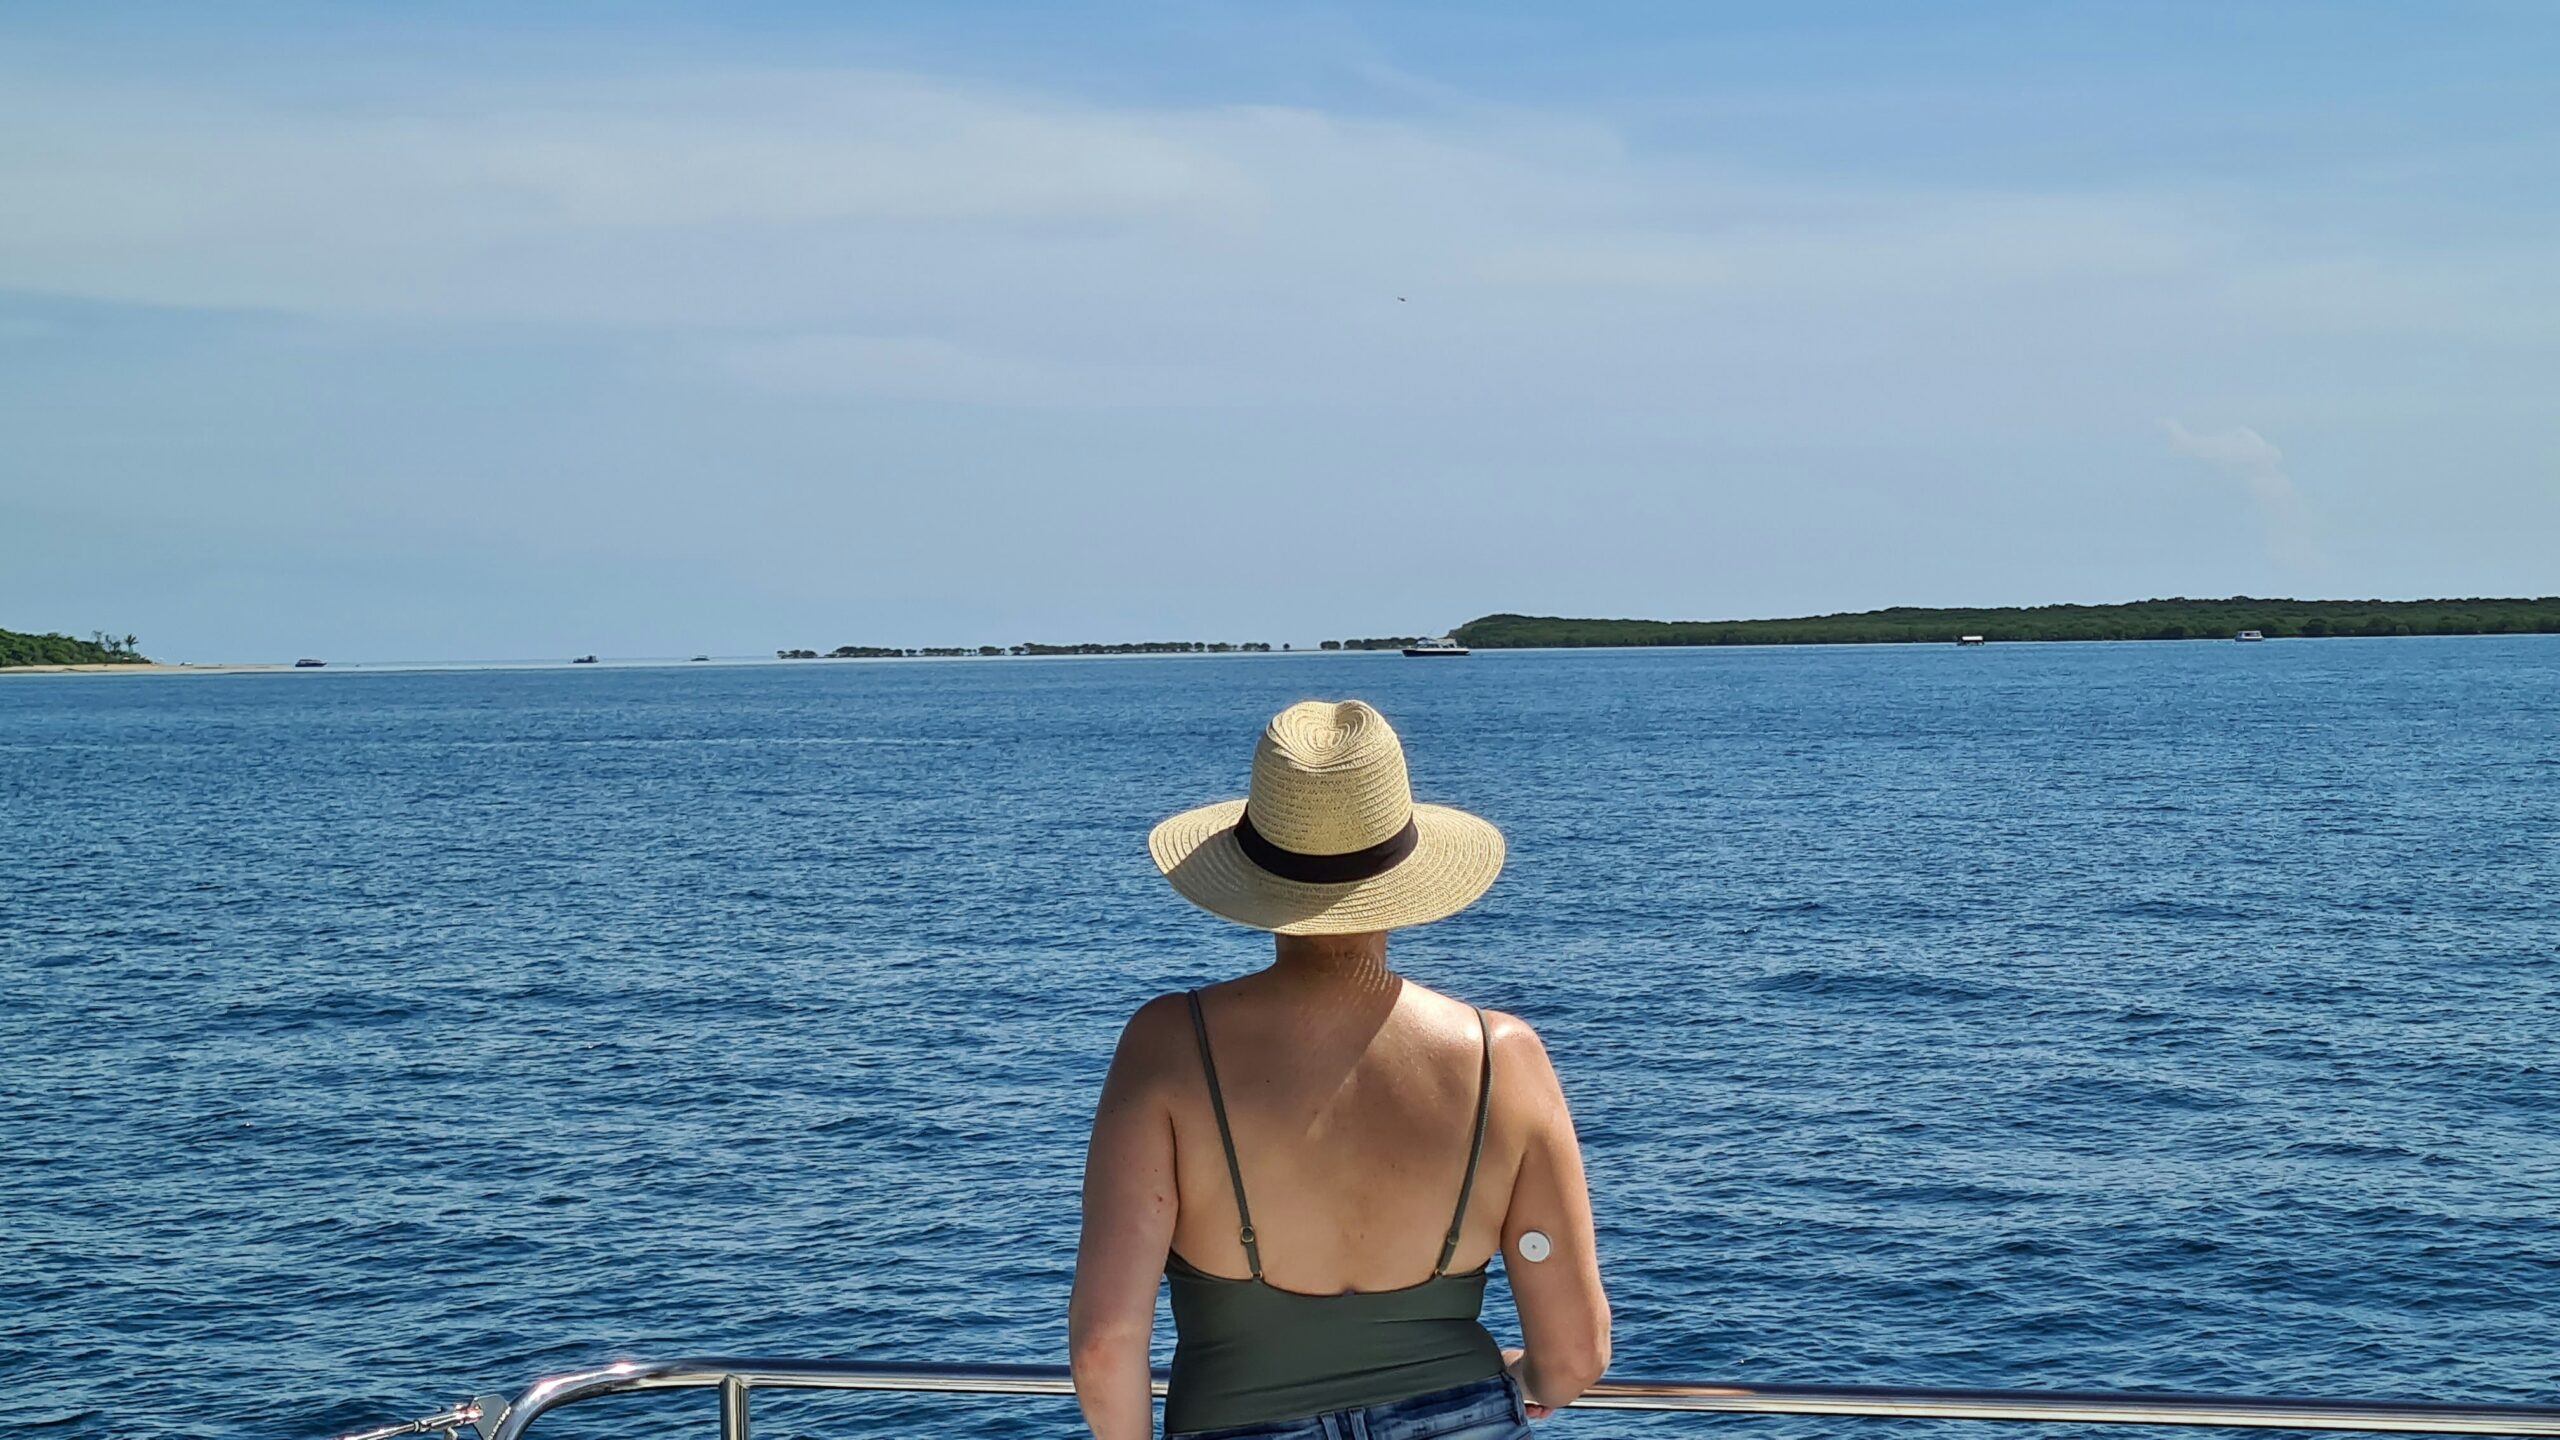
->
[1166, 973, 1522, 1293]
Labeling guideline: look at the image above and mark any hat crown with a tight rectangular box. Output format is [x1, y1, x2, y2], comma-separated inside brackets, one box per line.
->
[1246, 700, 1413, 857]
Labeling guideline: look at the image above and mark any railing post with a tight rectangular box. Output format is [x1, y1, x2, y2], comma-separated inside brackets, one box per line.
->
[720, 1375, 750, 1440]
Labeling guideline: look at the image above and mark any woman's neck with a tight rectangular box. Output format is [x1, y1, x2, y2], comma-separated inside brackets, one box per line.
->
[1267, 930, 1393, 990]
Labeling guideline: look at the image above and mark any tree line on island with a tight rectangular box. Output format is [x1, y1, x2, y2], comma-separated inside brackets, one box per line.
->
[1448, 597, 2560, 648]
[24, 598, 2545, 672]
[772, 598, 2560, 660]
[778, 641, 1285, 659]
[773, 637, 1453, 658]
[0, 627, 148, 667]
[769, 598, 2560, 661]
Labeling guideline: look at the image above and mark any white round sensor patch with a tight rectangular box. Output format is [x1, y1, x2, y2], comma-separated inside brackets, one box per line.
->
[1516, 1230, 1553, 1263]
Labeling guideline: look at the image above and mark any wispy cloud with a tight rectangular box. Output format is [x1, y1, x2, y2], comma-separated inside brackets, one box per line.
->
[0, 63, 2536, 365]
[2163, 420, 2320, 569]
[715, 332, 1229, 408]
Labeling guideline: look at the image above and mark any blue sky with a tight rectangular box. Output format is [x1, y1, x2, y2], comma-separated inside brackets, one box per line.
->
[3, 2, 2553, 661]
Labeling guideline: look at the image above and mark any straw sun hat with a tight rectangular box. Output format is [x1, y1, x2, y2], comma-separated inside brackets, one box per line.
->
[1149, 699, 1505, 935]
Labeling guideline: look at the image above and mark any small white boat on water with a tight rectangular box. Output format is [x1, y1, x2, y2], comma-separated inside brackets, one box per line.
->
[1956, 635, 1987, 646]
[1402, 637, 1470, 657]
[2235, 630, 2265, 643]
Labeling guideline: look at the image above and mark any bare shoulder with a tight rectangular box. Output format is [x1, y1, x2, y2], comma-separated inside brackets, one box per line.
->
[1103, 992, 1196, 1093]
[1395, 981, 1510, 1045]
[1481, 1008, 1549, 1055]
[1397, 983, 1562, 1091]
[1481, 1009, 1569, 1107]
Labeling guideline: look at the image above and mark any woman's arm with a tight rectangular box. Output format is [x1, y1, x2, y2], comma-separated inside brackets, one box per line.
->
[1070, 998, 1182, 1440]
[1494, 1017, 1611, 1416]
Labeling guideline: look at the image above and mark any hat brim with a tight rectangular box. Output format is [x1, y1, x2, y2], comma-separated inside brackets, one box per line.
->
[1149, 799, 1505, 935]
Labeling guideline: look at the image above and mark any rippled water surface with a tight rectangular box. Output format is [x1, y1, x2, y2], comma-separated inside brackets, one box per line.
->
[6, 640, 2557, 1440]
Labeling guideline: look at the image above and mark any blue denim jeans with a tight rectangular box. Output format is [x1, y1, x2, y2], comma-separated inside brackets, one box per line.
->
[1167, 1375, 1531, 1440]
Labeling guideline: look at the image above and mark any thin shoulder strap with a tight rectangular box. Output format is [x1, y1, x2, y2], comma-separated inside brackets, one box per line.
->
[1434, 1006, 1494, 1276]
[1185, 989, 1262, 1279]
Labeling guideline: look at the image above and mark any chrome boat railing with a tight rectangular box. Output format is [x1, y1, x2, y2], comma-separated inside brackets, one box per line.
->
[339, 1358, 2560, 1440]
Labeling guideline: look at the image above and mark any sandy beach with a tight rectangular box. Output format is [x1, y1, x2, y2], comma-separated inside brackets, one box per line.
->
[0, 662, 284, 676]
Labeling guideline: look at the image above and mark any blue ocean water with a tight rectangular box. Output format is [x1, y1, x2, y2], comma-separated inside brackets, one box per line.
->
[4, 640, 2556, 1440]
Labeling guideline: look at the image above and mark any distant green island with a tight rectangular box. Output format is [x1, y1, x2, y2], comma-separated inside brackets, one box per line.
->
[1450, 597, 2560, 649]
[0, 627, 150, 667]
[778, 640, 1282, 659]
[1323, 636, 1431, 651]
[772, 599, 2560, 660]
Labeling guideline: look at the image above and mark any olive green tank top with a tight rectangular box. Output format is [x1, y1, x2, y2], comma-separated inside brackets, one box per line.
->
[1163, 990, 1505, 1435]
